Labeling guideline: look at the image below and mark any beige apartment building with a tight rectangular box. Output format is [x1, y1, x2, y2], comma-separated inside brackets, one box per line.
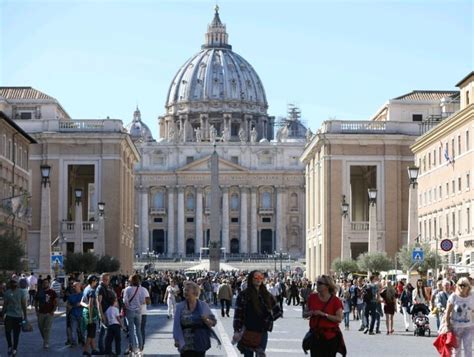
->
[302, 90, 460, 281]
[0, 111, 36, 256]
[411, 72, 474, 272]
[0, 87, 140, 274]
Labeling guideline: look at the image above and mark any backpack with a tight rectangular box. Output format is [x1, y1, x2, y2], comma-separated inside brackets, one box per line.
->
[362, 284, 373, 303]
[19, 278, 28, 289]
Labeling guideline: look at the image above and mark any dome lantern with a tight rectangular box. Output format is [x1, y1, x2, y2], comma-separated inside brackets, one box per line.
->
[203, 5, 231, 50]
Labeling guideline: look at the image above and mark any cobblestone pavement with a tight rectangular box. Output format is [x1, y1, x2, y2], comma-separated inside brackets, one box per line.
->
[1, 302, 470, 356]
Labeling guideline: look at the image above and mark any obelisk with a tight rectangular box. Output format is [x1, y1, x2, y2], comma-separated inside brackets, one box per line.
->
[209, 145, 221, 271]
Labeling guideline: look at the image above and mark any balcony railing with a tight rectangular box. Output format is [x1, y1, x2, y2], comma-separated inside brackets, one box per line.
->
[15, 119, 125, 133]
[321, 120, 422, 136]
[149, 207, 166, 215]
[61, 221, 98, 232]
[351, 221, 369, 231]
[258, 208, 274, 215]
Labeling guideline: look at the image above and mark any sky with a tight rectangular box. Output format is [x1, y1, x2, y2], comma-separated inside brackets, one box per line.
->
[1, 0, 473, 136]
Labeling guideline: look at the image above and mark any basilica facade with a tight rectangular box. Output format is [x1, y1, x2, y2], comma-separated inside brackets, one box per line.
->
[130, 7, 308, 258]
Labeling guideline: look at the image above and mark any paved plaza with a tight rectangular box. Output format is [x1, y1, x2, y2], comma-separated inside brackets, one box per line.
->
[1, 301, 461, 357]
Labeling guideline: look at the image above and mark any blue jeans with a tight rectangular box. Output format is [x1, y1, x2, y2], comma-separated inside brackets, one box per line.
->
[126, 309, 142, 352]
[365, 302, 377, 332]
[242, 331, 268, 357]
[140, 314, 147, 349]
[343, 312, 350, 327]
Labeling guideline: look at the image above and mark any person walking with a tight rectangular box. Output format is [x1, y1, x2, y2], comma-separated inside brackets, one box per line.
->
[81, 275, 100, 356]
[173, 281, 219, 356]
[381, 280, 396, 334]
[1, 277, 27, 356]
[35, 278, 58, 350]
[139, 277, 151, 352]
[97, 273, 115, 354]
[434, 279, 452, 330]
[445, 277, 474, 357]
[104, 295, 124, 356]
[165, 279, 179, 319]
[362, 275, 379, 335]
[123, 274, 147, 355]
[27, 272, 38, 307]
[233, 270, 281, 357]
[304, 274, 346, 357]
[218, 279, 233, 317]
[66, 282, 84, 347]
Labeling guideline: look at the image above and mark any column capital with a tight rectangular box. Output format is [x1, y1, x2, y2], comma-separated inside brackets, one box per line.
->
[250, 187, 258, 194]
[176, 185, 186, 192]
[222, 186, 229, 193]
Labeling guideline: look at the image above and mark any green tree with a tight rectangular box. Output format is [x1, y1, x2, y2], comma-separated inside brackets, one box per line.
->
[331, 258, 359, 275]
[396, 243, 441, 275]
[357, 252, 393, 274]
[96, 255, 120, 273]
[0, 226, 25, 273]
[64, 252, 98, 274]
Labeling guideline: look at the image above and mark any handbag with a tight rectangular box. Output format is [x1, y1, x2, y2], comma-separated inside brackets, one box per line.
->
[21, 320, 33, 332]
[302, 295, 334, 354]
[241, 329, 263, 349]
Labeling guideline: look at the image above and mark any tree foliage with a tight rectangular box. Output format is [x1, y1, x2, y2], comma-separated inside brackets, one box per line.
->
[331, 258, 359, 275]
[0, 228, 25, 272]
[357, 252, 393, 274]
[64, 252, 98, 274]
[96, 255, 120, 274]
[396, 243, 441, 274]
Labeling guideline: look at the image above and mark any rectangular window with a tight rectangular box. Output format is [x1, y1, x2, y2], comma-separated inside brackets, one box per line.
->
[452, 138, 455, 158]
[452, 212, 456, 236]
[231, 156, 239, 164]
[446, 214, 450, 237]
[439, 185, 442, 199]
[467, 173, 470, 189]
[458, 135, 462, 156]
[186, 217, 194, 223]
[467, 90, 470, 105]
[412, 114, 423, 122]
[231, 217, 239, 223]
[262, 217, 271, 223]
[458, 177, 462, 191]
[186, 156, 194, 164]
[452, 180, 455, 194]
[231, 123, 240, 137]
[466, 130, 470, 151]
[19, 112, 32, 119]
[428, 153, 431, 169]
[433, 149, 436, 166]
[153, 217, 163, 223]
[468, 208, 471, 234]
[446, 182, 449, 196]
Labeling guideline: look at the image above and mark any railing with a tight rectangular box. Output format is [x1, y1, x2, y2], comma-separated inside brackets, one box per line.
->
[61, 221, 98, 232]
[351, 221, 369, 231]
[258, 208, 274, 215]
[321, 120, 422, 136]
[149, 207, 166, 215]
[14, 119, 125, 133]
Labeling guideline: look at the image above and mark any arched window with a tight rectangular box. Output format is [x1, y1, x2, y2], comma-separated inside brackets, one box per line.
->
[186, 193, 195, 210]
[153, 191, 164, 209]
[230, 193, 239, 210]
[262, 191, 271, 209]
[290, 193, 298, 209]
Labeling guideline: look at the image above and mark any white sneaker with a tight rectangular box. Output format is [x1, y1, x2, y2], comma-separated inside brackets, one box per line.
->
[44, 343, 49, 349]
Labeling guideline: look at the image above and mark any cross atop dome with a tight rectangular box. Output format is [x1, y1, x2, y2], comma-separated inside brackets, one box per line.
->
[203, 5, 231, 50]
[133, 105, 141, 122]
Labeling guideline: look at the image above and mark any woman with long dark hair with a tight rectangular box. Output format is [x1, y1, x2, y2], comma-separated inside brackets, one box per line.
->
[233, 270, 281, 357]
[303, 275, 346, 357]
[411, 279, 430, 316]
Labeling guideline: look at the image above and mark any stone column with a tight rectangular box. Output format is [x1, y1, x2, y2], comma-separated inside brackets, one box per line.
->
[74, 200, 83, 253]
[39, 182, 52, 275]
[195, 187, 203, 254]
[240, 187, 248, 253]
[222, 187, 230, 255]
[177, 187, 185, 256]
[341, 214, 350, 259]
[140, 188, 149, 254]
[275, 187, 285, 251]
[209, 150, 221, 271]
[167, 187, 175, 256]
[250, 188, 258, 253]
[368, 201, 377, 253]
[407, 183, 418, 247]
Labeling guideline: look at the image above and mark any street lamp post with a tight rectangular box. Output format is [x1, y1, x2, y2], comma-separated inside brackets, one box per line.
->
[368, 188, 378, 253]
[39, 164, 52, 275]
[274, 251, 277, 272]
[279, 249, 283, 272]
[97, 202, 105, 256]
[341, 195, 350, 259]
[407, 165, 419, 247]
[74, 188, 83, 253]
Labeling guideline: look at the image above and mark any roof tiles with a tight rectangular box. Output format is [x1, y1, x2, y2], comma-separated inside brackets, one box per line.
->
[393, 90, 459, 102]
[0, 87, 56, 101]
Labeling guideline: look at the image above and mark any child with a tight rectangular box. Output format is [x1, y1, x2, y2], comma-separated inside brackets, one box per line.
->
[104, 296, 124, 356]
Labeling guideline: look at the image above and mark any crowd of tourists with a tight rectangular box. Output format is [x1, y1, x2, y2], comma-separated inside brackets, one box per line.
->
[0, 269, 473, 357]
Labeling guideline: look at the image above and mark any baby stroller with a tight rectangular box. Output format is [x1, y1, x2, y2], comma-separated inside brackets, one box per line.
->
[411, 304, 431, 337]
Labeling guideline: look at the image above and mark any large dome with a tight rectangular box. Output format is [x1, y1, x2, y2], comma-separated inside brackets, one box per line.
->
[126, 107, 154, 142]
[165, 6, 268, 116]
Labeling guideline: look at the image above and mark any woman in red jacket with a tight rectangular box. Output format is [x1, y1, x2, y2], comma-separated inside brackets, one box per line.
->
[304, 275, 346, 357]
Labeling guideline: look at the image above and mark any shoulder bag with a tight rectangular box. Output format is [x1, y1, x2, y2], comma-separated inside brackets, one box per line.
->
[302, 295, 334, 354]
[121, 287, 139, 317]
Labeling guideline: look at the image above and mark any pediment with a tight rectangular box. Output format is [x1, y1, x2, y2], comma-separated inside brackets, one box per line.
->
[176, 155, 249, 173]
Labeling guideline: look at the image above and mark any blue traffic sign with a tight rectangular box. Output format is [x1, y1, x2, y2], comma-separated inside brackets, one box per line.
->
[51, 252, 64, 270]
[412, 247, 424, 263]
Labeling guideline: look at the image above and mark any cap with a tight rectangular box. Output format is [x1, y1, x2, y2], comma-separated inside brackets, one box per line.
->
[87, 275, 98, 284]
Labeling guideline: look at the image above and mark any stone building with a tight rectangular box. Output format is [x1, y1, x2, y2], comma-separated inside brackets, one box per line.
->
[301, 89, 460, 281]
[130, 7, 307, 258]
[0, 110, 36, 257]
[411, 72, 473, 272]
[0, 87, 140, 274]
